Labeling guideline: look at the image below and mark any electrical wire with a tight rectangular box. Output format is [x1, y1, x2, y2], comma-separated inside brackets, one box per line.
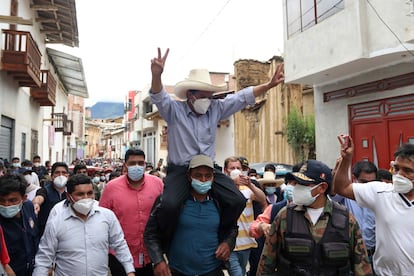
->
[167, 0, 232, 73]
[366, 0, 414, 57]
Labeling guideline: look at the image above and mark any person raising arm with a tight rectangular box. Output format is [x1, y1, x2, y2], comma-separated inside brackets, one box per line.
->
[332, 134, 356, 200]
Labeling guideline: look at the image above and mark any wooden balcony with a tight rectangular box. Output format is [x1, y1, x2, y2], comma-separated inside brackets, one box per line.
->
[52, 112, 73, 136]
[53, 113, 67, 132]
[63, 120, 73, 136]
[30, 70, 56, 106]
[1, 29, 42, 87]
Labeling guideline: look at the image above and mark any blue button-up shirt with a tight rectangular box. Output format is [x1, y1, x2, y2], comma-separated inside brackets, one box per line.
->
[150, 87, 255, 165]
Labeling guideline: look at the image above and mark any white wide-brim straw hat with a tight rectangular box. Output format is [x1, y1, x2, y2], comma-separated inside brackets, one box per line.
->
[258, 171, 285, 187]
[174, 68, 227, 100]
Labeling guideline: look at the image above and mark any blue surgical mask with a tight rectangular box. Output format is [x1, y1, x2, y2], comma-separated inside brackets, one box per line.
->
[127, 165, 145, 181]
[191, 178, 212, 194]
[283, 184, 294, 201]
[0, 202, 22, 218]
[92, 176, 100, 184]
[265, 187, 277, 195]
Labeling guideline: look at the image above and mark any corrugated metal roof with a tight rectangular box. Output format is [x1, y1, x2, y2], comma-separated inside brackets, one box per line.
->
[47, 47, 88, 98]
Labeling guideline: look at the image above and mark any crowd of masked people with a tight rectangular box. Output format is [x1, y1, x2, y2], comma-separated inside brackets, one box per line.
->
[1, 140, 409, 276]
[0, 47, 413, 275]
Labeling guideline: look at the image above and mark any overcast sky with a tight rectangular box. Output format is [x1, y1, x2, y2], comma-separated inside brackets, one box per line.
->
[52, 0, 285, 106]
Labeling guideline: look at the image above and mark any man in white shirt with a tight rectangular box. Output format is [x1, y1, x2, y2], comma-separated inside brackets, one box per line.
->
[33, 174, 134, 276]
[333, 135, 414, 275]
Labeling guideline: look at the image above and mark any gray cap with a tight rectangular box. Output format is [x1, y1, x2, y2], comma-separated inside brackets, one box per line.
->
[188, 155, 214, 170]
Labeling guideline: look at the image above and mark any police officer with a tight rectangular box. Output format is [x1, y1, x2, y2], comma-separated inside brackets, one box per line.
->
[258, 160, 373, 276]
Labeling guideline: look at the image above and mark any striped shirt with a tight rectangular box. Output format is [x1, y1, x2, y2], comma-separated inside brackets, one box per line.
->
[234, 185, 257, 251]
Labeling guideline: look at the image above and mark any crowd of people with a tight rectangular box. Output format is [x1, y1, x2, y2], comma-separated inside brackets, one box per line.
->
[0, 48, 412, 276]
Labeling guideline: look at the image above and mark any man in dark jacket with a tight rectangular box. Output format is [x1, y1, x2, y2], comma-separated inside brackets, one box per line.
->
[32, 162, 69, 236]
[144, 155, 238, 275]
[0, 174, 40, 275]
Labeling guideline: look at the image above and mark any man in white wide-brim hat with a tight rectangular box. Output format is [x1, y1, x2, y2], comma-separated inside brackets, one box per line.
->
[147, 48, 285, 264]
[257, 171, 285, 204]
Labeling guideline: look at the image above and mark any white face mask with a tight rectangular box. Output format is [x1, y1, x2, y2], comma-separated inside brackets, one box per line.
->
[292, 184, 321, 206]
[230, 169, 242, 180]
[72, 197, 95, 215]
[192, 98, 211, 114]
[53, 175, 68, 188]
[24, 174, 33, 184]
[393, 174, 414, 194]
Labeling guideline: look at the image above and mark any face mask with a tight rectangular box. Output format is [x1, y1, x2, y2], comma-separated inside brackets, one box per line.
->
[250, 176, 257, 180]
[92, 176, 100, 184]
[53, 175, 68, 188]
[24, 167, 32, 170]
[230, 169, 242, 180]
[24, 175, 33, 184]
[71, 197, 94, 215]
[283, 184, 294, 201]
[100, 176, 106, 181]
[33, 162, 41, 167]
[265, 187, 277, 195]
[192, 98, 211, 114]
[12, 163, 20, 168]
[242, 171, 248, 176]
[393, 174, 414, 194]
[127, 165, 145, 181]
[292, 184, 321, 206]
[0, 202, 22, 218]
[191, 178, 212, 194]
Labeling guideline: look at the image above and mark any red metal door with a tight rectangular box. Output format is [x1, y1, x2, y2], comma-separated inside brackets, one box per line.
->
[388, 118, 414, 159]
[352, 122, 389, 169]
[350, 94, 414, 170]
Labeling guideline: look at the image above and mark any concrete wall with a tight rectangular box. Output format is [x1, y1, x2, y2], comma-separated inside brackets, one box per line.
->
[314, 62, 414, 168]
[284, 0, 414, 84]
[1, 0, 71, 163]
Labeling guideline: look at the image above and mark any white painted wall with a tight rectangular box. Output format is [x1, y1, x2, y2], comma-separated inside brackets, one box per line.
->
[282, 0, 414, 168]
[314, 63, 414, 168]
[284, 0, 414, 84]
[215, 116, 235, 169]
[1, 0, 71, 163]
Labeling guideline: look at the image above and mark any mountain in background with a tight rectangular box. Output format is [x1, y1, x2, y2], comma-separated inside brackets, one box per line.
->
[89, 102, 124, 119]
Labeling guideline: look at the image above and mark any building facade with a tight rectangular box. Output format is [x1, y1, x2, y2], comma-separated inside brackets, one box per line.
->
[283, 0, 414, 169]
[0, 0, 88, 165]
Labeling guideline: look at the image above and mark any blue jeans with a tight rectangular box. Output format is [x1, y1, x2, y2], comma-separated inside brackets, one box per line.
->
[228, 249, 251, 276]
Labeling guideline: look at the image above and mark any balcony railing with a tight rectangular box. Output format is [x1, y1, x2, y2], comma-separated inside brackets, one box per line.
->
[1, 29, 42, 87]
[63, 120, 73, 136]
[30, 70, 56, 106]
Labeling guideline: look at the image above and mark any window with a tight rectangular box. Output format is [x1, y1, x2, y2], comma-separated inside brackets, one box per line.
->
[124, 99, 132, 113]
[21, 132, 26, 161]
[143, 99, 153, 114]
[0, 116, 14, 161]
[287, 0, 344, 38]
[143, 131, 156, 165]
[31, 129, 38, 159]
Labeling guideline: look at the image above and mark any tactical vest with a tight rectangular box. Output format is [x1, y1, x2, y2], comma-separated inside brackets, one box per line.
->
[278, 201, 350, 276]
